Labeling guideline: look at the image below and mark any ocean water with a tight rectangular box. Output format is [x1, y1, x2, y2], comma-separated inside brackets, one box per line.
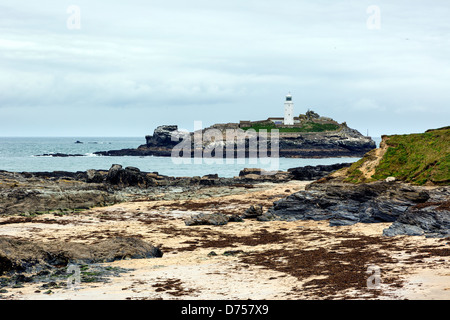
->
[0, 137, 380, 178]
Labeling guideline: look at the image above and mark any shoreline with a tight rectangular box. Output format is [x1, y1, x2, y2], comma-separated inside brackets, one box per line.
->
[0, 163, 352, 216]
[1, 160, 449, 300]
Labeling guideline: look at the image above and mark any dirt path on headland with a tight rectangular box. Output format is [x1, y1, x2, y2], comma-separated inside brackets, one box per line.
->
[0, 181, 449, 300]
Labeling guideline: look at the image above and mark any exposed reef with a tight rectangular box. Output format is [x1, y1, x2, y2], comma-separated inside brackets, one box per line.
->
[267, 179, 449, 237]
[0, 163, 348, 217]
[0, 237, 162, 276]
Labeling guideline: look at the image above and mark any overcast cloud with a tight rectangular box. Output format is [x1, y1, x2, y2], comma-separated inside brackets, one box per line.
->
[0, 0, 449, 138]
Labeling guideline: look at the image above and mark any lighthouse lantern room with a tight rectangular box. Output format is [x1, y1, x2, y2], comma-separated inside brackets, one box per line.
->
[284, 93, 294, 125]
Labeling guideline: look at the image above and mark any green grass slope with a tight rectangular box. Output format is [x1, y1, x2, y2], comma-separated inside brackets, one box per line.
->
[344, 127, 450, 185]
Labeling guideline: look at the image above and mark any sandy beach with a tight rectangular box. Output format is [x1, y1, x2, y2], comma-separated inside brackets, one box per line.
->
[1, 180, 448, 300]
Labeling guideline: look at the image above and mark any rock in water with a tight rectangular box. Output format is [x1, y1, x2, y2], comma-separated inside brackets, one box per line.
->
[145, 125, 183, 147]
[153, 125, 179, 143]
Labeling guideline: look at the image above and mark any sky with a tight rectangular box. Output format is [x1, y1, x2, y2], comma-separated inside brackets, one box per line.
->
[0, 0, 449, 138]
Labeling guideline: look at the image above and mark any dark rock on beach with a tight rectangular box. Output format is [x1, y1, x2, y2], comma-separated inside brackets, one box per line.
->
[0, 236, 162, 276]
[268, 181, 428, 225]
[105, 164, 155, 188]
[0, 160, 387, 218]
[0, 163, 301, 216]
[288, 163, 352, 181]
[267, 179, 449, 237]
[383, 188, 450, 237]
[5, 161, 447, 238]
[238, 168, 292, 182]
[184, 208, 275, 226]
[184, 213, 230, 226]
[86, 169, 105, 183]
[0, 166, 166, 216]
[242, 205, 264, 219]
[239, 205, 276, 221]
[235, 163, 350, 183]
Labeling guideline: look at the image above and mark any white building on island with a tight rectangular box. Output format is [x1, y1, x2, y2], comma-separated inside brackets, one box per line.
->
[239, 93, 298, 128]
[284, 93, 294, 125]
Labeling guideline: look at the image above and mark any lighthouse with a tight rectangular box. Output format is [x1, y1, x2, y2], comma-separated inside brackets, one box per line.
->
[284, 93, 294, 125]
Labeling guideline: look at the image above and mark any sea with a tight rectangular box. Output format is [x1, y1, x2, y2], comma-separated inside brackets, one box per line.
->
[0, 137, 381, 178]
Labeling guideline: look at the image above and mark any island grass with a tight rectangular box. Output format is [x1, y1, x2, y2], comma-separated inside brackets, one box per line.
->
[241, 122, 340, 133]
[345, 127, 450, 185]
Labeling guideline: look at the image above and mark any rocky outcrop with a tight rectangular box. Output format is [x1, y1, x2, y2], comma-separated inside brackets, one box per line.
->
[86, 169, 104, 183]
[36, 153, 84, 157]
[146, 125, 180, 145]
[184, 213, 230, 226]
[5, 161, 403, 218]
[184, 205, 276, 226]
[242, 205, 276, 221]
[0, 236, 162, 275]
[95, 125, 184, 157]
[236, 163, 353, 182]
[0, 168, 154, 216]
[383, 189, 450, 237]
[268, 181, 429, 225]
[238, 168, 292, 182]
[276, 125, 376, 158]
[269, 183, 428, 225]
[105, 165, 156, 188]
[0, 163, 303, 216]
[267, 180, 449, 237]
[287, 163, 352, 181]
[242, 205, 264, 219]
[265, 126, 450, 237]
[383, 206, 450, 238]
[0, 180, 120, 217]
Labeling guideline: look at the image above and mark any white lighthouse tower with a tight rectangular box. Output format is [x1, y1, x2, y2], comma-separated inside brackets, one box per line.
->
[284, 93, 294, 125]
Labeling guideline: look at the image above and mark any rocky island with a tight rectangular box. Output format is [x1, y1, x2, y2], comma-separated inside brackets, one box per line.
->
[37, 95, 376, 159]
[94, 121, 376, 159]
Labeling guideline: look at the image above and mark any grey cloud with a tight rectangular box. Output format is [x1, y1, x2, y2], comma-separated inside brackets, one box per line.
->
[0, 0, 449, 137]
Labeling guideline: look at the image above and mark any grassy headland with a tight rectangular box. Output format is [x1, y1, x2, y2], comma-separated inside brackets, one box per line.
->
[343, 127, 450, 185]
